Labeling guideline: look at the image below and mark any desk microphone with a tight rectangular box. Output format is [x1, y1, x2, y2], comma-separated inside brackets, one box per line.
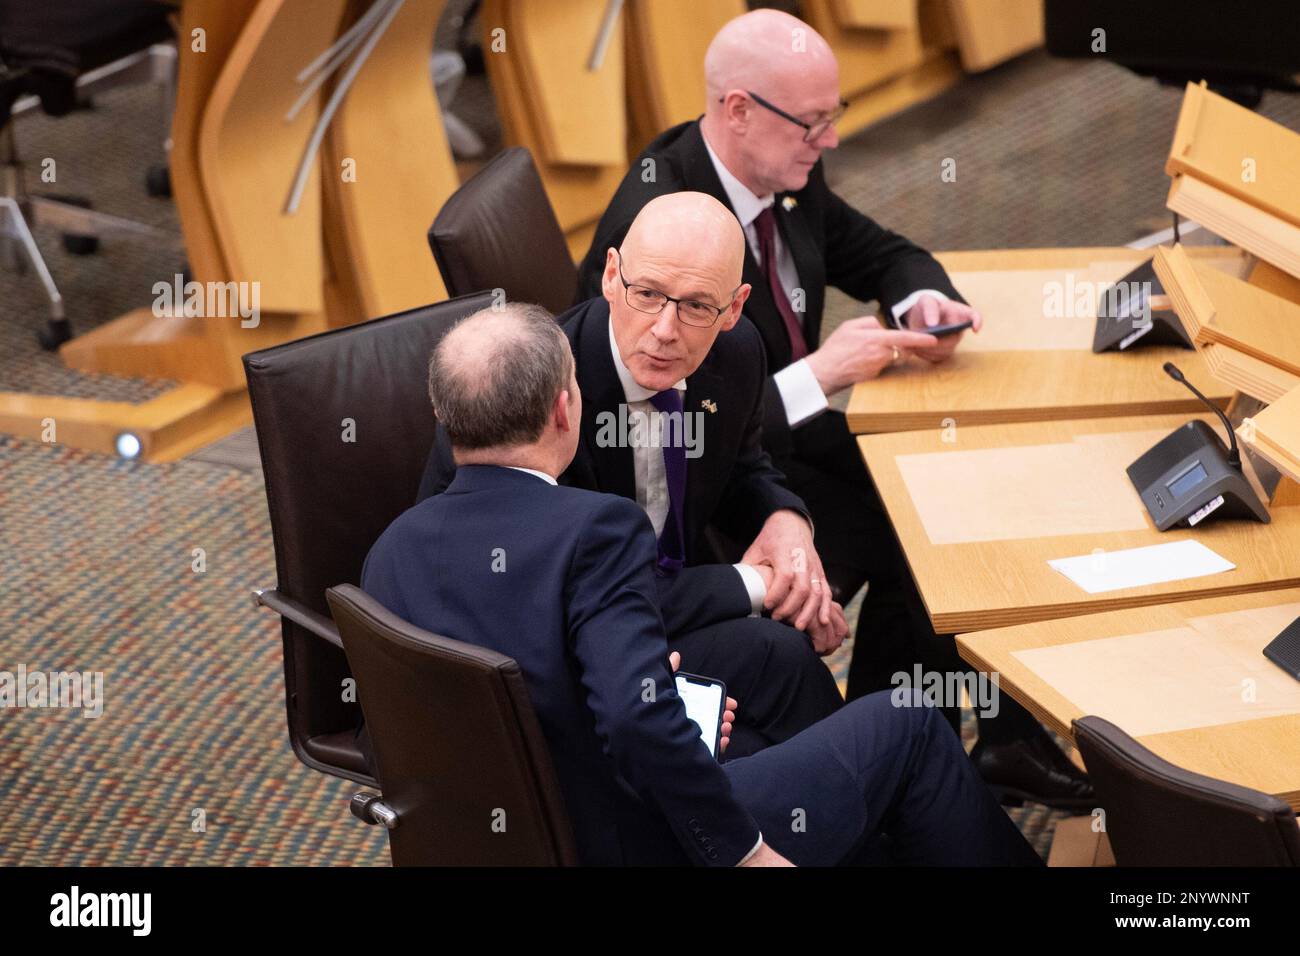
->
[1124, 364, 1268, 530]
[1162, 362, 1240, 469]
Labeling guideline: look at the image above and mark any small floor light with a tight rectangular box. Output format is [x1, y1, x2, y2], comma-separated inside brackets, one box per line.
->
[114, 432, 143, 460]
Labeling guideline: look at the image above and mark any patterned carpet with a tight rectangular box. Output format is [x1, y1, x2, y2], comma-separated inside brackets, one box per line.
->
[0, 435, 388, 865]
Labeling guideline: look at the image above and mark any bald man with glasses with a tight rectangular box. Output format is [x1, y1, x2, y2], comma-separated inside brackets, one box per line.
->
[576, 9, 1095, 811]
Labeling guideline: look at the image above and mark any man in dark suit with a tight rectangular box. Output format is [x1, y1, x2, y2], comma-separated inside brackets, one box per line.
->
[419, 192, 848, 758]
[367, 301, 1040, 866]
[574, 9, 1094, 810]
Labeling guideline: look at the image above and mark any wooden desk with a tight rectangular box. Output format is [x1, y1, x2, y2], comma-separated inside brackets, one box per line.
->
[845, 247, 1248, 434]
[957, 588, 1300, 810]
[858, 413, 1300, 632]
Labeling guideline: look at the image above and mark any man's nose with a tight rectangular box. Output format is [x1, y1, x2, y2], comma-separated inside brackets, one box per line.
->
[651, 302, 681, 341]
[814, 123, 839, 150]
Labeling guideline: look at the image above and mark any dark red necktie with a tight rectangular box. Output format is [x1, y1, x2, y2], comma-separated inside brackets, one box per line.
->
[753, 206, 808, 360]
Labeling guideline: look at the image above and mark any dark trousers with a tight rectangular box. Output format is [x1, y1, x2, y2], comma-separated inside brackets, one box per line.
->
[670, 616, 844, 759]
[774, 411, 1038, 746]
[724, 690, 1042, 865]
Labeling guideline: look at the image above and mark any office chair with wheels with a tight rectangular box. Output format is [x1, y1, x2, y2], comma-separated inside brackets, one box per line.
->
[427, 146, 578, 316]
[242, 291, 495, 788]
[0, 0, 178, 348]
[326, 584, 579, 866]
[1073, 715, 1300, 866]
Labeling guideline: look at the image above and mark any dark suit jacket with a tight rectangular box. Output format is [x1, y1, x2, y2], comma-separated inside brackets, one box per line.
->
[362, 465, 761, 866]
[575, 120, 964, 456]
[418, 296, 808, 570]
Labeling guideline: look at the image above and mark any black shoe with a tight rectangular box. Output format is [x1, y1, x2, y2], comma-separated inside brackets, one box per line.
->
[970, 731, 1096, 814]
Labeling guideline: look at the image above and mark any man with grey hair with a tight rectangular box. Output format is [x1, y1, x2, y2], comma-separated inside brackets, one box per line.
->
[419, 193, 850, 758]
[363, 303, 1040, 867]
[576, 9, 1094, 811]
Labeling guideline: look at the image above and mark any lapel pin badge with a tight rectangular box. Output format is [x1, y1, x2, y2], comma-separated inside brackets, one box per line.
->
[781, 196, 797, 212]
[701, 399, 718, 414]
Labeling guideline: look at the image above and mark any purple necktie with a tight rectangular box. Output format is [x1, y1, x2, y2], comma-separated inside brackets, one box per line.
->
[753, 206, 809, 360]
[649, 388, 686, 576]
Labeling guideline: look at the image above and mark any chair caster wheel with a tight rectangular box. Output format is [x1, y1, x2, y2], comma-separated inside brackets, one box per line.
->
[62, 232, 100, 255]
[146, 163, 172, 198]
[37, 319, 73, 351]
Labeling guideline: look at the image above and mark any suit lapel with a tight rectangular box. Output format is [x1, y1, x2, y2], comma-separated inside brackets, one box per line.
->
[683, 358, 726, 551]
[571, 301, 637, 503]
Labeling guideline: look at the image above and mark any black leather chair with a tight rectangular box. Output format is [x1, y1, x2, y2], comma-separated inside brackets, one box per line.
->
[427, 146, 578, 316]
[1073, 715, 1300, 866]
[326, 584, 578, 866]
[243, 291, 494, 787]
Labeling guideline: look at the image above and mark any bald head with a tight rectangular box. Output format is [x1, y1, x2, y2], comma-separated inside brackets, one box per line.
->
[704, 9, 836, 104]
[700, 10, 841, 197]
[623, 192, 746, 287]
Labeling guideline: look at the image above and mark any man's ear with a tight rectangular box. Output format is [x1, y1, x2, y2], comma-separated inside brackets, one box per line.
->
[718, 283, 751, 332]
[600, 248, 619, 302]
[554, 388, 574, 434]
[722, 90, 750, 132]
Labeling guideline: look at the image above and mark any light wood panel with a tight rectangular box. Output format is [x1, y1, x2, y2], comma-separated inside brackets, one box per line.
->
[832, 0, 918, 30]
[801, 0, 925, 101]
[198, 0, 348, 313]
[945, 0, 1042, 72]
[845, 247, 1246, 434]
[0, 384, 251, 462]
[169, 0, 260, 286]
[957, 588, 1300, 810]
[482, 0, 626, 239]
[1168, 81, 1300, 230]
[624, 0, 745, 150]
[504, 0, 626, 167]
[323, 0, 451, 319]
[859, 413, 1300, 633]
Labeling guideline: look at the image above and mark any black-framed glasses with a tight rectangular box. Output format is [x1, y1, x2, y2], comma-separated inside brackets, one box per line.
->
[721, 90, 848, 143]
[616, 250, 739, 328]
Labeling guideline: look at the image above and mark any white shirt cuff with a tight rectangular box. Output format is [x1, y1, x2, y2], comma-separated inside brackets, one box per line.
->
[732, 564, 767, 617]
[890, 288, 949, 327]
[772, 359, 829, 428]
[736, 834, 765, 866]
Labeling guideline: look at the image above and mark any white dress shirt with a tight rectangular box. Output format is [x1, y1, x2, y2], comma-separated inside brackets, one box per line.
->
[504, 466, 558, 485]
[699, 133, 946, 427]
[608, 321, 766, 614]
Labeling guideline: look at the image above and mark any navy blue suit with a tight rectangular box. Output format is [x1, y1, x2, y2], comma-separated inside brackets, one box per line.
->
[364, 465, 1040, 866]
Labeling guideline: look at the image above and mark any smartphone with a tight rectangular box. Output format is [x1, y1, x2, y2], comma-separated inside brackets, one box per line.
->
[675, 672, 727, 759]
[923, 318, 973, 338]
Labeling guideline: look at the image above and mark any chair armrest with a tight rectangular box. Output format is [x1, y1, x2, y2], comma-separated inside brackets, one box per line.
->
[253, 588, 343, 649]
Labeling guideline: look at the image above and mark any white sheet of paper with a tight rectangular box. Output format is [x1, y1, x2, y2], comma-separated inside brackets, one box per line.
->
[1047, 540, 1236, 594]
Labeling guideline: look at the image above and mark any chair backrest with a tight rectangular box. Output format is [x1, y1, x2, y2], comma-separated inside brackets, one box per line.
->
[427, 146, 578, 315]
[326, 584, 578, 866]
[243, 292, 494, 783]
[1073, 715, 1300, 866]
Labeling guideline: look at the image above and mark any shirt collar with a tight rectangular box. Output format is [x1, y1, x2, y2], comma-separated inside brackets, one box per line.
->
[701, 129, 774, 229]
[504, 466, 558, 485]
[608, 314, 687, 403]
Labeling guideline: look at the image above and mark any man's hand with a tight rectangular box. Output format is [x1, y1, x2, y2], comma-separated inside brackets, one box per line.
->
[806, 601, 848, 656]
[901, 295, 982, 364]
[741, 510, 831, 634]
[669, 651, 738, 755]
[804, 315, 940, 396]
[740, 842, 796, 867]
